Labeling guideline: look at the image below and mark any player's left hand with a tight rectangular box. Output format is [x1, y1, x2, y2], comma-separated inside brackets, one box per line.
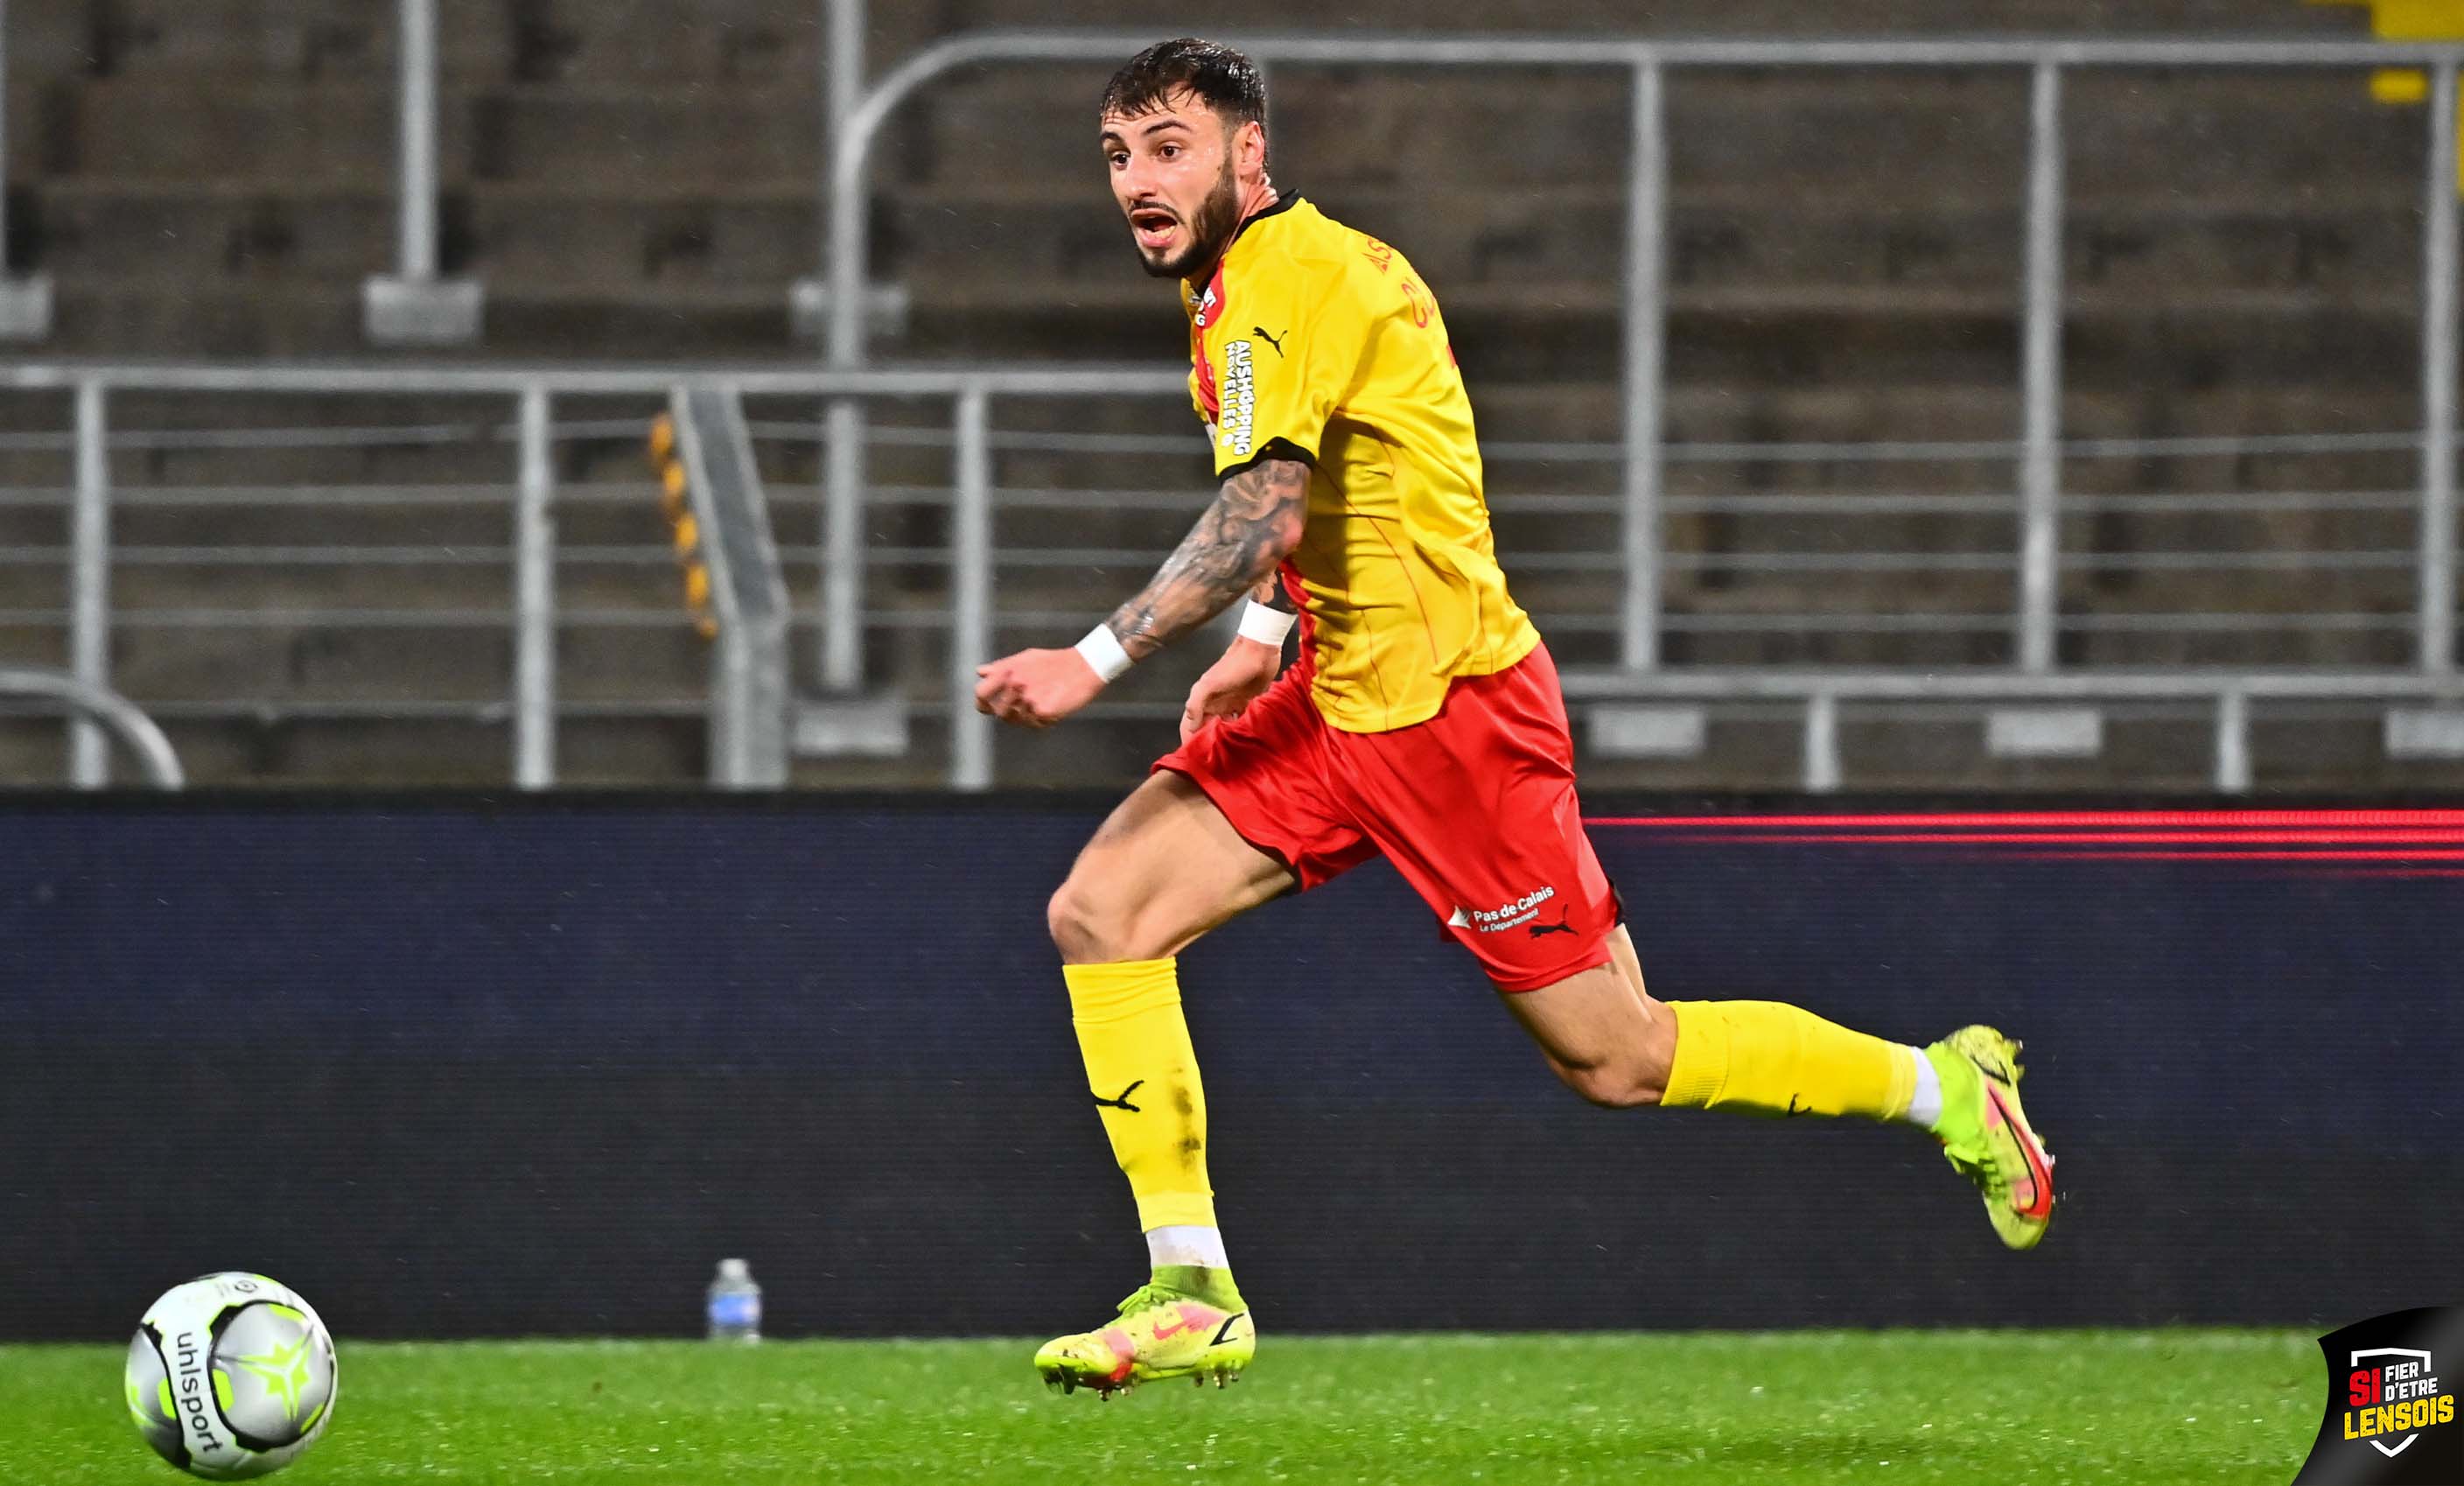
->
[975, 648, 1107, 729]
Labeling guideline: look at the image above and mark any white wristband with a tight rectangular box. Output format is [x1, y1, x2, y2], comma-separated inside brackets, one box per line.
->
[1074, 624, 1133, 683]
[1236, 599, 1298, 647]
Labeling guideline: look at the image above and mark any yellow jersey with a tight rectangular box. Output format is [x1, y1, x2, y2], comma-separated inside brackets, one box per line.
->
[1181, 196, 1540, 733]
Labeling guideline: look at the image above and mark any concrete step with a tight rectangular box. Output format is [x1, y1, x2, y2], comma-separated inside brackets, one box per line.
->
[58, 82, 422, 183]
[460, 185, 817, 286]
[93, 559, 673, 613]
[150, 714, 515, 786]
[61, 609, 704, 705]
[468, 84, 818, 184]
[14, 0, 2352, 95]
[0, 379, 2420, 489]
[30, 180, 397, 281]
[130, 712, 708, 789]
[484, 0, 823, 85]
[946, 0, 2355, 33]
[0, 620, 66, 669]
[877, 182, 2424, 306]
[903, 68, 2406, 195]
[2066, 626, 2414, 667]
[32, 172, 2409, 303]
[51, 80, 813, 186]
[112, 502, 512, 550]
[20, 0, 508, 81]
[46, 0, 826, 87]
[879, 272, 2428, 389]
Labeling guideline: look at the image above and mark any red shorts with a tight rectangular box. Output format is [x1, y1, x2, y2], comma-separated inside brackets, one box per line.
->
[1153, 641, 1618, 992]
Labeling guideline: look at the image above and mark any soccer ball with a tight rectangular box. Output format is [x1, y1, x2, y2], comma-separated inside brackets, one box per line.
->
[123, 1272, 338, 1479]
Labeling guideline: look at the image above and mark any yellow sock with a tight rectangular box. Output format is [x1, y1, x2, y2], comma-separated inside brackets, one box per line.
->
[1064, 957, 1215, 1231]
[1661, 1000, 1918, 1122]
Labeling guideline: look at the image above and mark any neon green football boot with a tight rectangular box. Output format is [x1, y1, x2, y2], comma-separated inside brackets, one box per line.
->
[1033, 1272, 1255, 1398]
[1927, 1025, 2056, 1250]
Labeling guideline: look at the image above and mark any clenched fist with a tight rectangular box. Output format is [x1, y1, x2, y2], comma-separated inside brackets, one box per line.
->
[1180, 637, 1282, 743]
[975, 647, 1108, 729]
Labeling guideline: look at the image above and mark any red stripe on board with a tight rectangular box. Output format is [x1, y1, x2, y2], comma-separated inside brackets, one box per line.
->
[1645, 830, 2464, 847]
[1583, 810, 2464, 831]
[1991, 848, 2464, 863]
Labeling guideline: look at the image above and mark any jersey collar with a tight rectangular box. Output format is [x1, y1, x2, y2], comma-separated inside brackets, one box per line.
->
[1230, 191, 1304, 248]
[1184, 193, 1306, 296]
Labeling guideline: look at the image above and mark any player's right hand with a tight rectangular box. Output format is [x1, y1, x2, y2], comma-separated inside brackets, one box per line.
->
[1180, 638, 1282, 743]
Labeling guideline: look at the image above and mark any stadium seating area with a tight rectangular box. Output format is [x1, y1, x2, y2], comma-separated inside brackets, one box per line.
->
[6, 0, 2457, 789]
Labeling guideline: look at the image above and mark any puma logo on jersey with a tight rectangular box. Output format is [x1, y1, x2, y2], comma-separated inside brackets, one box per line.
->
[1253, 326, 1287, 356]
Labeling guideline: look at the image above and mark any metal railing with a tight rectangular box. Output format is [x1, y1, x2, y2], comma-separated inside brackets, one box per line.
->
[2, 16, 2462, 788]
[667, 386, 791, 787]
[4, 361, 2460, 792]
[1, 362, 1189, 789]
[0, 668, 182, 789]
[813, 24, 2464, 695]
[87, 6, 2441, 704]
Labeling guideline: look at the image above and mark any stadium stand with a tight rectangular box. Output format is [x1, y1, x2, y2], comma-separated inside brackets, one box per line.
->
[4, 0, 2458, 789]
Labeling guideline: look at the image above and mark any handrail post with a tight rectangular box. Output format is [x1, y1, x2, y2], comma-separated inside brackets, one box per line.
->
[2213, 689, 2251, 793]
[1802, 693, 1842, 792]
[514, 384, 556, 788]
[2018, 58, 2065, 674]
[69, 379, 110, 787]
[822, 0, 869, 694]
[1620, 56, 1667, 671]
[363, 0, 480, 343]
[2422, 60, 2459, 676]
[398, 0, 438, 286]
[950, 387, 995, 790]
[793, 0, 910, 345]
[827, 0, 863, 187]
[0, 0, 54, 340]
[821, 401, 864, 690]
[798, 0, 912, 761]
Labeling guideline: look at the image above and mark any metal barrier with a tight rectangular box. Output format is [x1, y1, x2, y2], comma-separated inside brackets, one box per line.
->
[361, 0, 480, 344]
[667, 386, 790, 788]
[0, 667, 183, 789]
[100, 7, 2443, 690]
[4, 361, 2462, 792]
[4, 16, 2464, 789]
[0, 363, 1189, 790]
[812, 21, 2464, 695]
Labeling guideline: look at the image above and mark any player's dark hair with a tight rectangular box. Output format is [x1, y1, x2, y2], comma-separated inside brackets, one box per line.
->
[1101, 38, 1269, 159]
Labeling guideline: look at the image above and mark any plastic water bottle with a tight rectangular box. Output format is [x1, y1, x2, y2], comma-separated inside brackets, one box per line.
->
[706, 1258, 762, 1343]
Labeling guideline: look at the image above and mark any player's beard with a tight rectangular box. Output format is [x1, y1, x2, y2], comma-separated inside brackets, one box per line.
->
[1138, 157, 1243, 282]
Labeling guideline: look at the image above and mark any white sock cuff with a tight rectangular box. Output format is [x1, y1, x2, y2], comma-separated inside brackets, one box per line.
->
[1903, 1044, 1942, 1129]
[1144, 1223, 1230, 1271]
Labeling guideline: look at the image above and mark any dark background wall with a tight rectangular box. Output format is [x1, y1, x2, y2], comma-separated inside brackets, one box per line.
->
[2, 797, 2456, 1342]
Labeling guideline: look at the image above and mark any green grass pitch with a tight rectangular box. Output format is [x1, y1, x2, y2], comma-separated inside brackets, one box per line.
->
[4, 1331, 2320, 1483]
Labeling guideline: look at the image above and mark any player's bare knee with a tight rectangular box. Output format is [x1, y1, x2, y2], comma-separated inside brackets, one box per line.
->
[1047, 872, 1158, 964]
[1046, 878, 1116, 963]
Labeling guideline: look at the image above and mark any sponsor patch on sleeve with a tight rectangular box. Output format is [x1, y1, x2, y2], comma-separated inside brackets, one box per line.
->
[1219, 340, 1255, 459]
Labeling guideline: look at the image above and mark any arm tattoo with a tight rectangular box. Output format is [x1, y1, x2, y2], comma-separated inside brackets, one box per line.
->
[1105, 456, 1308, 662]
[1250, 572, 1298, 613]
